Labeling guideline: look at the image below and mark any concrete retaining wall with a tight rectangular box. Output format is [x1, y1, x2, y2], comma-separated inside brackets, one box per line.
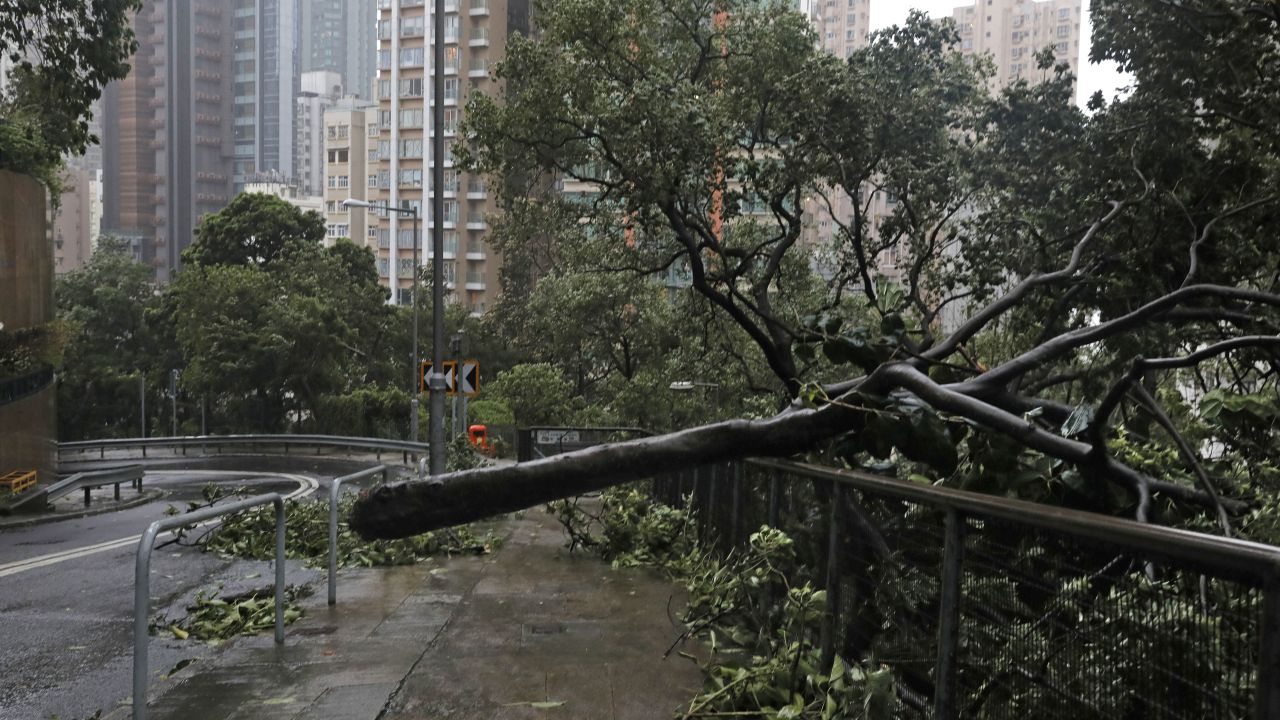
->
[0, 170, 57, 486]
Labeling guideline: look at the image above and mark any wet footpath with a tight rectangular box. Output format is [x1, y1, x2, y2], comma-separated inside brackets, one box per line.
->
[109, 507, 704, 720]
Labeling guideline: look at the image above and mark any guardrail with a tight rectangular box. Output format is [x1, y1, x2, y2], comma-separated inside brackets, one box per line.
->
[648, 459, 1280, 719]
[133, 493, 287, 720]
[328, 465, 387, 606]
[58, 434, 430, 463]
[6, 465, 145, 513]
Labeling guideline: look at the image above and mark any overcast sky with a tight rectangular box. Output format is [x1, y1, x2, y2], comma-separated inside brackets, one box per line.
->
[867, 2, 1131, 109]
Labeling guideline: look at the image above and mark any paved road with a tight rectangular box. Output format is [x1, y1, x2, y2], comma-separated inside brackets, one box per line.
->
[0, 471, 322, 720]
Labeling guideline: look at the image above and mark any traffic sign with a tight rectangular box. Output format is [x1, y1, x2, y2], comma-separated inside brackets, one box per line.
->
[459, 360, 480, 397]
[420, 360, 458, 393]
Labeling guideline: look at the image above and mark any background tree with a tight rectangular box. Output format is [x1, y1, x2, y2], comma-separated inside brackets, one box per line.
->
[183, 192, 328, 268]
[166, 192, 405, 434]
[56, 237, 160, 439]
[0, 0, 140, 185]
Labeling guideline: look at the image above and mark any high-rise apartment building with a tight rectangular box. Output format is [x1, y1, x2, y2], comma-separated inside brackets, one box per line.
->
[373, 0, 530, 312]
[297, 71, 346, 196]
[301, 0, 378, 100]
[51, 166, 102, 274]
[814, 0, 871, 58]
[231, 0, 301, 188]
[949, 0, 1083, 99]
[323, 105, 379, 248]
[102, 0, 235, 281]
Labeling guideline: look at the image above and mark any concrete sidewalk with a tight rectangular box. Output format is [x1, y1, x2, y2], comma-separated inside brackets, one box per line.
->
[117, 508, 703, 720]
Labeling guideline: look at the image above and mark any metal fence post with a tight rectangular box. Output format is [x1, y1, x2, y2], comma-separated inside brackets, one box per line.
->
[767, 469, 781, 529]
[820, 483, 844, 670]
[329, 465, 386, 606]
[729, 462, 742, 546]
[1256, 578, 1280, 719]
[133, 493, 287, 720]
[933, 509, 966, 720]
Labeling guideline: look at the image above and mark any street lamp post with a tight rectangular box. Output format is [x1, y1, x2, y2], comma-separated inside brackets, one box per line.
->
[430, 0, 447, 477]
[344, 198, 440, 472]
[669, 380, 722, 426]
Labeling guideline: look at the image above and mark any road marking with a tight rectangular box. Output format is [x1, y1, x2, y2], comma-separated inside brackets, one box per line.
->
[0, 471, 319, 578]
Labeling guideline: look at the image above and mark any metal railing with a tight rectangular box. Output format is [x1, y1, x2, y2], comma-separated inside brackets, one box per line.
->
[7, 464, 145, 512]
[58, 434, 430, 463]
[328, 465, 387, 605]
[133, 493, 287, 720]
[648, 458, 1280, 719]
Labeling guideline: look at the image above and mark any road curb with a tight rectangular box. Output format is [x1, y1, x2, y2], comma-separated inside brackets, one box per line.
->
[0, 489, 167, 531]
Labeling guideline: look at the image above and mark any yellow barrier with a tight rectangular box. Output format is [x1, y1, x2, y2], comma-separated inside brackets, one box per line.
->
[0, 470, 37, 495]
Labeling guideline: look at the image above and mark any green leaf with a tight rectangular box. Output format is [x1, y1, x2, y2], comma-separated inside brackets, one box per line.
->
[1060, 404, 1095, 438]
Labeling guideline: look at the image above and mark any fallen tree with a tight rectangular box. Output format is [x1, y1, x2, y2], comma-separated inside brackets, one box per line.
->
[353, 0, 1280, 540]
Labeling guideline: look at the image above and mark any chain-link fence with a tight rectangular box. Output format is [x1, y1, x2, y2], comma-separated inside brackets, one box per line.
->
[650, 458, 1279, 720]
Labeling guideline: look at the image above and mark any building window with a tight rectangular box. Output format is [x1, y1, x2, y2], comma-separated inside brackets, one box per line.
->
[399, 139, 423, 158]
[443, 107, 459, 134]
[369, 173, 378, 187]
[400, 47, 424, 67]
[399, 78, 424, 98]
[399, 169, 424, 187]
[399, 108, 424, 128]
[377, 50, 391, 70]
[326, 148, 349, 163]
[327, 223, 350, 238]
[1057, 24, 1069, 38]
[401, 15, 425, 37]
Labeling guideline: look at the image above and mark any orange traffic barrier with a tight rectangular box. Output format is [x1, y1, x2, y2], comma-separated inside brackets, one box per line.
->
[0, 470, 37, 494]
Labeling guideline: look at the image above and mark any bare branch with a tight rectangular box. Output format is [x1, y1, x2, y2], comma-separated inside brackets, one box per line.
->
[927, 200, 1133, 363]
[1182, 195, 1278, 287]
[1130, 384, 1232, 536]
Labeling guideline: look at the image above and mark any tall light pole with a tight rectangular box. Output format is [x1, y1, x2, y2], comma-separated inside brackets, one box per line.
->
[429, 0, 447, 477]
[344, 198, 437, 469]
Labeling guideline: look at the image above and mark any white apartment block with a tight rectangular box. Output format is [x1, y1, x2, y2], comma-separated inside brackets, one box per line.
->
[323, 105, 378, 248]
[372, 0, 530, 312]
[814, 0, 872, 58]
[950, 0, 1083, 99]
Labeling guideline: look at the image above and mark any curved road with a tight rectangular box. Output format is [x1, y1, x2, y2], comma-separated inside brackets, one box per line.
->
[0, 470, 328, 720]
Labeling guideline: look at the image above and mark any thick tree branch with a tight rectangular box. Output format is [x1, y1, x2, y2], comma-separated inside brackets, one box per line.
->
[926, 200, 1133, 363]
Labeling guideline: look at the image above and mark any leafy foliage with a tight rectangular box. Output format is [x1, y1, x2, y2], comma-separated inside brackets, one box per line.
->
[155, 585, 307, 643]
[547, 487, 697, 568]
[550, 492, 898, 718]
[0, 0, 141, 182]
[170, 484, 502, 569]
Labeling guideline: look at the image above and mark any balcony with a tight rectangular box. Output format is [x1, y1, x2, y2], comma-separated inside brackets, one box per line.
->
[466, 246, 486, 261]
[469, 0, 489, 15]
[466, 183, 487, 200]
[465, 215, 487, 231]
[468, 28, 489, 47]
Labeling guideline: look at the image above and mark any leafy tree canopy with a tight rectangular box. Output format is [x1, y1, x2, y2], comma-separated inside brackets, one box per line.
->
[183, 192, 328, 269]
[0, 0, 140, 180]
